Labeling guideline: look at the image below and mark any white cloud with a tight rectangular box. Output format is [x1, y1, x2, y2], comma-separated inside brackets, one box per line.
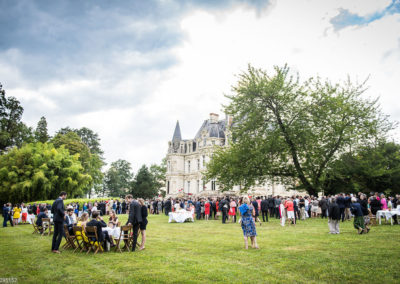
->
[2, 0, 399, 171]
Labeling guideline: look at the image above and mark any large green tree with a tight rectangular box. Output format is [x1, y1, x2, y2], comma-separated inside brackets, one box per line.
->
[0, 83, 34, 152]
[0, 142, 92, 203]
[51, 132, 103, 196]
[131, 165, 159, 199]
[34, 116, 51, 143]
[149, 158, 166, 191]
[103, 159, 133, 197]
[205, 65, 395, 196]
[323, 141, 400, 195]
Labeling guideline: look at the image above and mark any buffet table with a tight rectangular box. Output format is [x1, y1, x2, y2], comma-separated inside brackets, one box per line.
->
[377, 209, 399, 225]
[168, 211, 194, 223]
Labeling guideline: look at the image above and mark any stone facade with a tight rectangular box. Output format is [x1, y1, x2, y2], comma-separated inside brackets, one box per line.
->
[165, 113, 299, 197]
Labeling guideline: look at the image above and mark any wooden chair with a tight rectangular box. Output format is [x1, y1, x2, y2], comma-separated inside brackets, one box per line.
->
[32, 222, 40, 234]
[41, 218, 52, 236]
[115, 225, 132, 253]
[85, 226, 104, 254]
[73, 226, 87, 253]
[62, 224, 77, 250]
[368, 210, 377, 226]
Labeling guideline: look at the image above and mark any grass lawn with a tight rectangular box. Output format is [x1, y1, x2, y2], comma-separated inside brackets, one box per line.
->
[1, 214, 399, 283]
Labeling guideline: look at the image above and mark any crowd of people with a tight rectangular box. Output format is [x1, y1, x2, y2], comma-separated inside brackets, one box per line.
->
[2, 192, 399, 252]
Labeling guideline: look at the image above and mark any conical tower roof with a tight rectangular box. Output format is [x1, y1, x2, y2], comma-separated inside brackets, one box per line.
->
[172, 120, 182, 141]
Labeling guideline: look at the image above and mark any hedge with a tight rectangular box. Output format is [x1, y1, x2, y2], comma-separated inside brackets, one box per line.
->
[26, 197, 121, 208]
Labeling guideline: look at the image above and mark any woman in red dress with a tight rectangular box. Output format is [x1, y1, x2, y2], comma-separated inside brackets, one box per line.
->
[204, 200, 211, 221]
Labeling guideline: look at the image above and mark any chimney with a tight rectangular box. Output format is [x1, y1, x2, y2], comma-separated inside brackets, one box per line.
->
[209, 113, 219, 123]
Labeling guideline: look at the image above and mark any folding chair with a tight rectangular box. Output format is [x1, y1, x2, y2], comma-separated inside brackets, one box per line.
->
[32, 222, 40, 234]
[62, 224, 77, 250]
[73, 226, 87, 253]
[85, 226, 104, 254]
[115, 225, 132, 253]
[41, 218, 51, 236]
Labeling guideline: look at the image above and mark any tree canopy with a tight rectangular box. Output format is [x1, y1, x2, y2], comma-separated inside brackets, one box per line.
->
[323, 141, 400, 195]
[103, 159, 133, 197]
[205, 65, 395, 196]
[0, 83, 33, 152]
[0, 142, 92, 204]
[131, 165, 159, 199]
[34, 116, 50, 143]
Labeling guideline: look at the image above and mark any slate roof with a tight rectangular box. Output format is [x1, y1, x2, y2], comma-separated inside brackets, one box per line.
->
[194, 119, 226, 139]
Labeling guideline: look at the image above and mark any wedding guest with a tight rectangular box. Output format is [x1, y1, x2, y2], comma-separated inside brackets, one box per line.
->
[350, 197, 368, 234]
[252, 197, 262, 226]
[126, 194, 142, 252]
[87, 211, 114, 249]
[370, 196, 382, 215]
[344, 194, 352, 221]
[204, 199, 211, 221]
[328, 197, 340, 234]
[285, 197, 295, 225]
[3, 203, 13, 227]
[164, 198, 172, 216]
[138, 198, 148, 251]
[319, 197, 328, 219]
[380, 194, 388, 210]
[21, 205, 28, 224]
[108, 211, 119, 228]
[12, 204, 21, 226]
[75, 212, 90, 243]
[36, 208, 49, 232]
[51, 191, 67, 254]
[299, 196, 306, 220]
[239, 196, 259, 250]
[229, 198, 237, 223]
[311, 198, 319, 218]
[64, 208, 76, 235]
[261, 197, 269, 222]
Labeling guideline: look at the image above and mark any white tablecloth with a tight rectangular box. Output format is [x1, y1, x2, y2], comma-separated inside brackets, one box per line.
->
[377, 210, 399, 225]
[168, 211, 194, 223]
[102, 226, 121, 238]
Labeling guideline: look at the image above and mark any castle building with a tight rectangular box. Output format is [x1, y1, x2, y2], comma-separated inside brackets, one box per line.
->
[165, 113, 297, 197]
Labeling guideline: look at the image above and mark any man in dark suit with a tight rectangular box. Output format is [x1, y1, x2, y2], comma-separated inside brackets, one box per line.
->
[126, 194, 142, 251]
[51, 191, 67, 254]
[336, 194, 346, 222]
[86, 211, 114, 249]
[220, 197, 229, 224]
[261, 197, 269, 222]
[164, 198, 172, 216]
[3, 203, 13, 227]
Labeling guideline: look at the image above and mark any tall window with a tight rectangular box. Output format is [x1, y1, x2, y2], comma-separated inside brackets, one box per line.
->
[203, 138, 206, 146]
[197, 159, 200, 170]
[197, 180, 200, 193]
[187, 181, 190, 193]
[211, 180, 216, 191]
[202, 180, 205, 191]
[167, 181, 170, 194]
[167, 160, 171, 172]
[202, 155, 206, 167]
[188, 160, 191, 173]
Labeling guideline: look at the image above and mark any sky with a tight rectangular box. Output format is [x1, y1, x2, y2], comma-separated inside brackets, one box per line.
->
[1, 0, 399, 172]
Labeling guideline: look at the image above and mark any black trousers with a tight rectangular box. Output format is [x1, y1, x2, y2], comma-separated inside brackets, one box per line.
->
[222, 209, 228, 223]
[196, 211, 201, 220]
[52, 221, 64, 251]
[340, 208, 345, 222]
[165, 209, 170, 216]
[262, 210, 268, 222]
[275, 207, 280, 219]
[132, 223, 140, 251]
[321, 209, 327, 218]
[269, 208, 274, 217]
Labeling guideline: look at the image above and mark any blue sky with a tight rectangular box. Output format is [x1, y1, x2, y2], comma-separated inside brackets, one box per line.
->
[0, 0, 399, 171]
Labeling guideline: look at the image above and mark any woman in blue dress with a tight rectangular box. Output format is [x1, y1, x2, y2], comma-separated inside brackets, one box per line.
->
[239, 196, 259, 250]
